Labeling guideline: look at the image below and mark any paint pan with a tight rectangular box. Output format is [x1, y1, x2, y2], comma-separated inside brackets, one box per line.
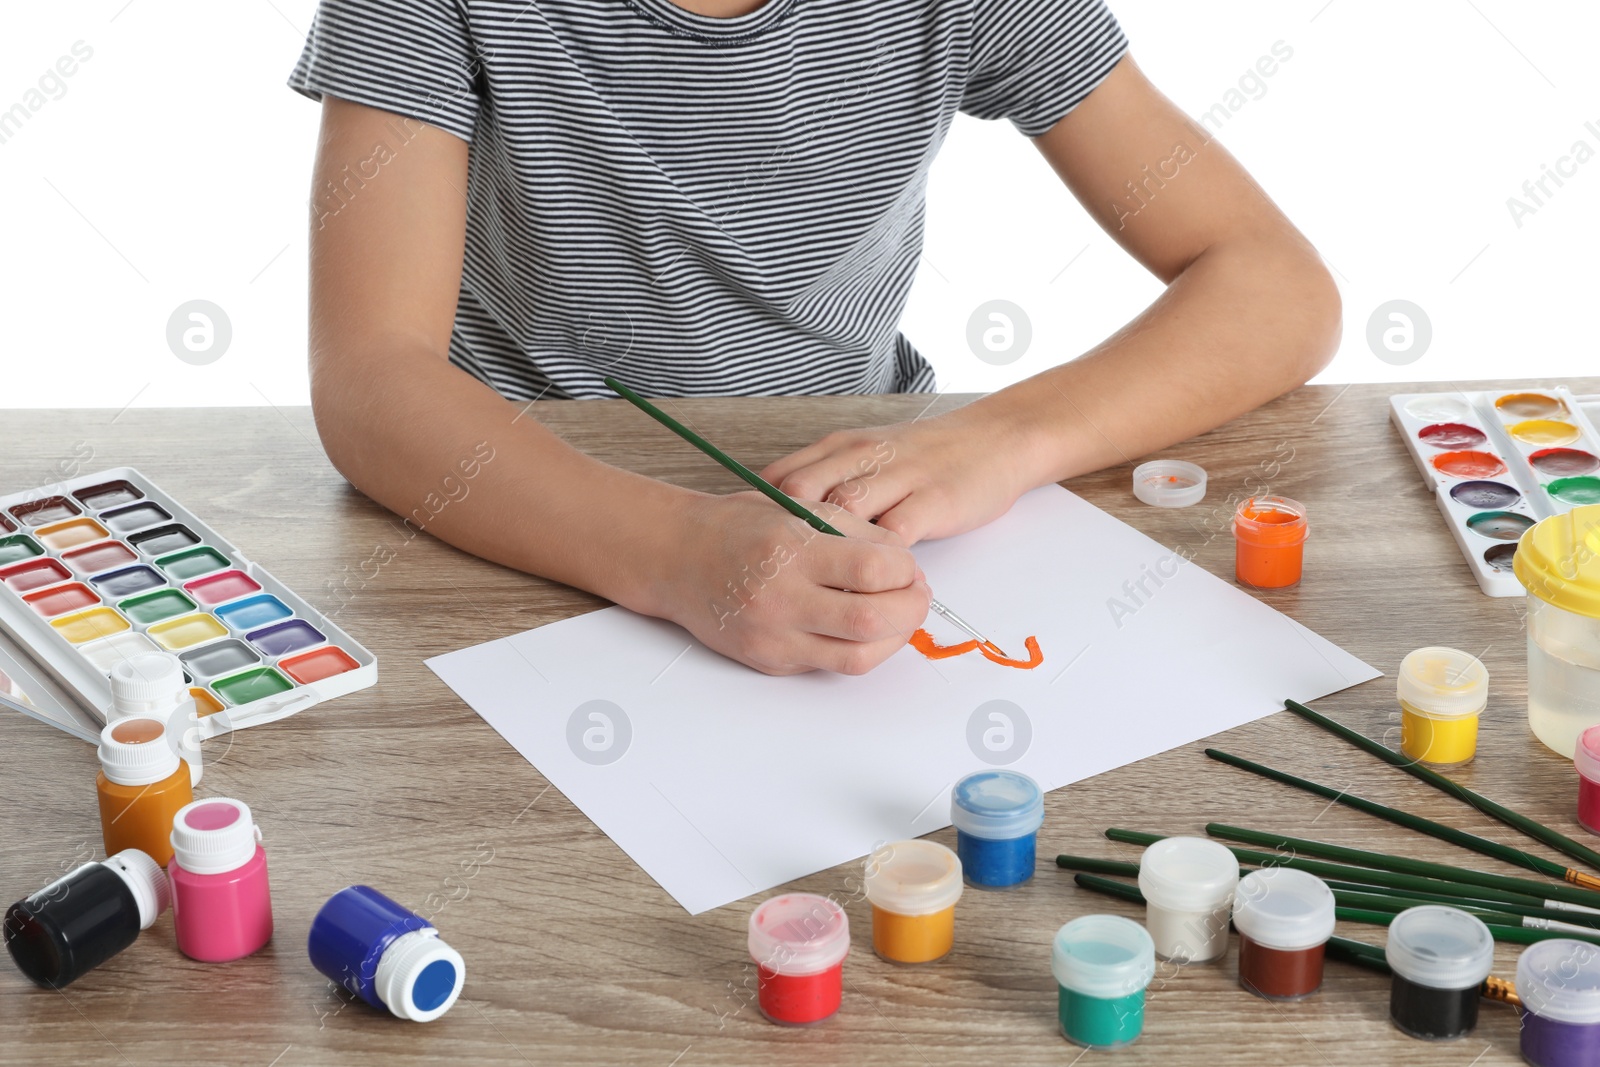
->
[0, 466, 376, 744]
[1389, 387, 1600, 596]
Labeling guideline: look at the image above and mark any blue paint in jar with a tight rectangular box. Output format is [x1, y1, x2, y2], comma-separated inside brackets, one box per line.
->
[307, 885, 466, 1022]
[950, 770, 1044, 889]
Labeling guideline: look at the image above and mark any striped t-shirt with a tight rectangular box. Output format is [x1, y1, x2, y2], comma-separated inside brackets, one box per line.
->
[290, 0, 1127, 400]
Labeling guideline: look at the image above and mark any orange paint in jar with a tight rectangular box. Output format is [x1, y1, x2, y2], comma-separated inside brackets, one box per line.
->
[96, 715, 193, 866]
[1233, 496, 1308, 589]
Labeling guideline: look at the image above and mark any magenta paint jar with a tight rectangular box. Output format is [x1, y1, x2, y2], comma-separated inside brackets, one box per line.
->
[1578, 725, 1600, 836]
[168, 797, 273, 962]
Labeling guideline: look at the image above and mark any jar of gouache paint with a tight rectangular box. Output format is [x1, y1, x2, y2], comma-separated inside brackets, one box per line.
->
[949, 770, 1044, 889]
[96, 715, 193, 866]
[1514, 505, 1600, 758]
[1137, 837, 1239, 963]
[308, 885, 466, 1022]
[4, 849, 169, 988]
[1233, 496, 1308, 588]
[745, 893, 849, 1026]
[1397, 646, 1489, 769]
[1516, 938, 1600, 1067]
[168, 797, 273, 962]
[108, 651, 202, 786]
[1231, 867, 1336, 999]
[1576, 725, 1600, 835]
[1051, 914, 1156, 1049]
[863, 840, 963, 964]
[1384, 906, 1495, 1040]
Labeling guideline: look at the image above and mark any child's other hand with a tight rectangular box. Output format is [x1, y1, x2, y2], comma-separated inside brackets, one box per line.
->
[657, 492, 931, 676]
[760, 409, 1035, 546]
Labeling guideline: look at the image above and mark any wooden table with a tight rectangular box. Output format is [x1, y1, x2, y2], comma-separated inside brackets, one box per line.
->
[5, 379, 1599, 1066]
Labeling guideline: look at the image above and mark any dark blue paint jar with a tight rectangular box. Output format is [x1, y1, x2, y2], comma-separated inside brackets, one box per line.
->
[951, 770, 1044, 889]
[307, 885, 465, 1022]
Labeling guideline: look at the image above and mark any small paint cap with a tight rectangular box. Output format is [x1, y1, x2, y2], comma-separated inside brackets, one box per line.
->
[1517, 938, 1600, 1025]
[1385, 906, 1494, 990]
[1577, 725, 1600, 784]
[863, 840, 963, 916]
[374, 929, 466, 1022]
[97, 716, 182, 786]
[1232, 868, 1336, 951]
[108, 651, 186, 715]
[170, 798, 261, 875]
[748, 894, 850, 976]
[950, 771, 1044, 840]
[102, 848, 172, 929]
[1132, 460, 1207, 508]
[1051, 915, 1155, 997]
[1137, 836, 1240, 914]
[1397, 647, 1489, 719]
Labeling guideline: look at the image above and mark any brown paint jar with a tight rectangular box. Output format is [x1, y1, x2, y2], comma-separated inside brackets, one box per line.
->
[1231, 868, 1336, 1001]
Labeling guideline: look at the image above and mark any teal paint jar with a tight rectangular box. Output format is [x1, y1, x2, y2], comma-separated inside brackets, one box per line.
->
[1051, 914, 1156, 1049]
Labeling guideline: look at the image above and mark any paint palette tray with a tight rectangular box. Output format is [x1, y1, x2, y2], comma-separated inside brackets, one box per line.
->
[1389, 387, 1600, 596]
[0, 467, 376, 741]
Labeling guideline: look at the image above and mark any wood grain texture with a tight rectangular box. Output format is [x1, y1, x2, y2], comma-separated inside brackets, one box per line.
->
[4, 379, 1600, 1066]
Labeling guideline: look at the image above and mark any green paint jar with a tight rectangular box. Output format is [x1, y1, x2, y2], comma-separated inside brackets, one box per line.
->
[1051, 915, 1155, 1049]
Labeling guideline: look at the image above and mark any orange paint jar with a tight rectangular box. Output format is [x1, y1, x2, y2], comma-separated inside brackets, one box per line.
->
[1233, 496, 1309, 589]
[96, 716, 193, 866]
[863, 840, 963, 964]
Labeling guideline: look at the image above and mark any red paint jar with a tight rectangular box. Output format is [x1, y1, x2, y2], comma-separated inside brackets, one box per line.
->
[1577, 725, 1600, 835]
[747, 893, 849, 1026]
[1231, 868, 1336, 1000]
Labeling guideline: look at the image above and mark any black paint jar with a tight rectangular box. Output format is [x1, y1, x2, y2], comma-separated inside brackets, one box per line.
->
[4, 849, 170, 988]
[1384, 905, 1495, 1040]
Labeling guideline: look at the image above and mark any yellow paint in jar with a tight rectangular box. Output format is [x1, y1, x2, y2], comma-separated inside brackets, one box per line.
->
[1397, 647, 1489, 768]
[863, 839, 963, 964]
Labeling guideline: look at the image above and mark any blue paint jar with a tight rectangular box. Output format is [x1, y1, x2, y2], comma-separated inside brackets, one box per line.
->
[307, 885, 465, 1022]
[950, 770, 1044, 889]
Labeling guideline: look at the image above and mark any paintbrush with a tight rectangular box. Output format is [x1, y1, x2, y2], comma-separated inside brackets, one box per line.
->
[604, 376, 1007, 656]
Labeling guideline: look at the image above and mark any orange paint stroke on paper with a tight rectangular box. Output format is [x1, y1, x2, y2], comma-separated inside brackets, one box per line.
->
[908, 629, 1044, 669]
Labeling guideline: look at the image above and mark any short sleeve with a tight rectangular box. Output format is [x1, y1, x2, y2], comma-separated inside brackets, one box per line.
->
[960, 0, 1128, 138]
[288, 0, 482, 142]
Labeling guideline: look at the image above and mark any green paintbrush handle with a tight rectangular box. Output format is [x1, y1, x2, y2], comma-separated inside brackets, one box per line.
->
[1073, 872, 1146, 905]
[1055, 855, 1142, 878]
[1321, 878, 1600, 929]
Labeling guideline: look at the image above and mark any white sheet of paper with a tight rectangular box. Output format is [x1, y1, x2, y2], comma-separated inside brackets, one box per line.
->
[427, 486, 1379, 914]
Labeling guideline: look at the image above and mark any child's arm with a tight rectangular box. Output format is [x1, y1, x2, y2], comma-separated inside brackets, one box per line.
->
[308, 98, 929, 675]
[763, 56, 1342, 544]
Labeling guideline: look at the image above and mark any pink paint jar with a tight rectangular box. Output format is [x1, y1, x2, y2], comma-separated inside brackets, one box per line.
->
[1577, 725, 1600, 835]
[168, 797, 273, 962]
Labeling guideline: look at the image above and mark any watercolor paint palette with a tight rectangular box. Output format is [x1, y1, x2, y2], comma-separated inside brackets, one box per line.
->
[1389, 386, 1600, 596]
[0, 467, 375, 741]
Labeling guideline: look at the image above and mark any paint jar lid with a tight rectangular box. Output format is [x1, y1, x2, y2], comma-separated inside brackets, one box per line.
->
[374, 928, 465, 1022]
[108, 651, 187, 716]
[1132, 460, 1207, 508]
[97, 716, 182, 786]
[102, 848, 171, 930]
[747, 893, 850, 976]
[1576, 725, 1600, 783]
[170, 797, 261, 876]
[863, 840, 963, 916]
[1384, 906, 1495, 990]
[1231, 868, 1336, 951]
[1397, 647, 1489, 719]
[1137, 837, 1239, 913]
[1051, 914, 1155, 997]
[1517, 938, 1600, 1025]
[1515, 505, 1600, 620]
[950, 770, 1044, 840]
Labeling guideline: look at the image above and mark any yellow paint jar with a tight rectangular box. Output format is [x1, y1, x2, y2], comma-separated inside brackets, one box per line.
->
[863, 840, 963, 964]
[1397, 647, 1489, 768]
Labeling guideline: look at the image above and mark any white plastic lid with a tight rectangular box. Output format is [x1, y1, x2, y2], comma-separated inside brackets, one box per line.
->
[863, 840, 963, 916]
[1051, 914, 1156, 997]
[747, 893, 850, 976]
[1577, 725, 1600, 784]
[169, 797, 261, 875]
[102, 848, 171, 929]
[1132, 460, 1207, 508]
[108, 652, 187, 717]
[1232, 868, 1336, 951]
[97, 716, 182, 786]
[1385, 906, 1495, 990]
[1397, 647, 1489, 719]
[1517, 938, 1600, 1025]
[375, 928, 465, 1022]
[950, 770, 1044, 840]
[1138, 837, 1240, 913]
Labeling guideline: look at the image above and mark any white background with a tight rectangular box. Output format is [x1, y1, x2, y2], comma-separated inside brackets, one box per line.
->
[2, 0, 1596, 409]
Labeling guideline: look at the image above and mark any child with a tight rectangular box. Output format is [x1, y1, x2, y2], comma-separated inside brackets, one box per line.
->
[290, 0, 1340, 676]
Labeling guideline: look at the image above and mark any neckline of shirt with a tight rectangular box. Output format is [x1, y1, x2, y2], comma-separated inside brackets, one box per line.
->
[622, 0, 799, 44]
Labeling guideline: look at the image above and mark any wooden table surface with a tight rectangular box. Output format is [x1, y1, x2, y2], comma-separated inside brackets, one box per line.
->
[5, 378, 1600, 1066]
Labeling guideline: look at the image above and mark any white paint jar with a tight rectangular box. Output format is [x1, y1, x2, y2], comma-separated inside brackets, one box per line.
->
[1137, 837, 1239, 963]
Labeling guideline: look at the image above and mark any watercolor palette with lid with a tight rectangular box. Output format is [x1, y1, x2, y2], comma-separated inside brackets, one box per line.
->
[0, 467, 375, 742]
[1389, 386, 1600, 597]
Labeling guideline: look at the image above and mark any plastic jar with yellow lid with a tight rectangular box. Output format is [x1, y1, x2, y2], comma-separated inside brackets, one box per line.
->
[1514, 505, 1600, 758]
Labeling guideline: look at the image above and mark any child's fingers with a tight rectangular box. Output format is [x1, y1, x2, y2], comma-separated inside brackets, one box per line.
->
[773, 444, 893, 508]
[800, 502, 904, 547]
[872, 491, 945, 546]
[799, 534, 919, 593]
[798, 624, 925, 676]
[759, 435, 845, 488]
[799, 583, 930, 645]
